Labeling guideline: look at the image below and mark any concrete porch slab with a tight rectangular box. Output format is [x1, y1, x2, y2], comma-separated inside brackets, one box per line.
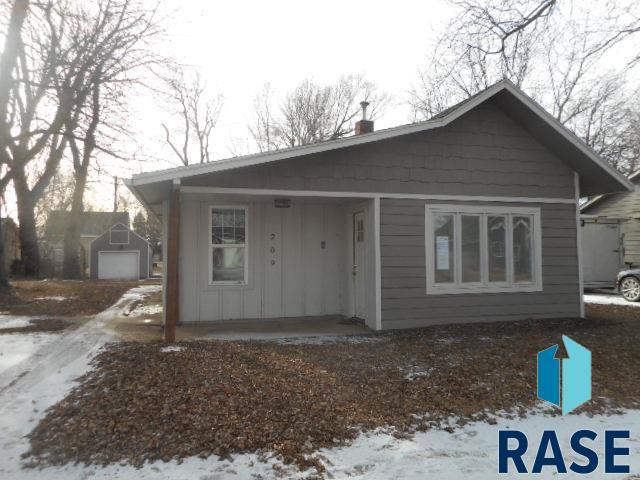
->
[175, 315, 372, 341]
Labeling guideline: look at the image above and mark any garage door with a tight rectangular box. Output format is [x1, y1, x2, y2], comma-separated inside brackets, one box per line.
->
[98, 251, 139, 280]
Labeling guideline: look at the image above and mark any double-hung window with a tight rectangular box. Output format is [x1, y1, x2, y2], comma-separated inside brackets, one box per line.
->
[425, 205, 542, 294]
[209, 206, 248, 285]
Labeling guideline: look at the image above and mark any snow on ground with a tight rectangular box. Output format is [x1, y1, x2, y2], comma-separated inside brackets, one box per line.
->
[33, 296, 68, 301]
[0, 333, 57, 375]
[0, 284, 163, 480]
[585, 293, 640, 307]
[1, 407, 639, 479]
[0, 283, 638, 479]
[0, 315, 35, 329]
[129, 304, 162, 317]
[319, 410, 640, 479]
[160, 345, 184, 353]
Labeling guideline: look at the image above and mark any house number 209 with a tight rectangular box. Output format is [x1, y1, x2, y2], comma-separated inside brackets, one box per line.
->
[270, 234, 276, 266]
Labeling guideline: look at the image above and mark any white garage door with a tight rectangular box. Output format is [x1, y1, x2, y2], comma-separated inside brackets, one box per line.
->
[98, 251, 139, 280]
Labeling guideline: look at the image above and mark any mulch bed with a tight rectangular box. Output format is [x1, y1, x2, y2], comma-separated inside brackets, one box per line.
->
[23, 312, 640, 474]
[0, 280, 150, 317]
[0, 318, 71, 334]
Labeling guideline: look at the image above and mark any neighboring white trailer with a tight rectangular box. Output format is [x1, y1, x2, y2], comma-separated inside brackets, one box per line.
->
[581, 217, 622, 288]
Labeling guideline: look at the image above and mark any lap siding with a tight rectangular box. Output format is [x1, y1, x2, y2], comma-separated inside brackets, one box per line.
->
[379, 199, 580, 329]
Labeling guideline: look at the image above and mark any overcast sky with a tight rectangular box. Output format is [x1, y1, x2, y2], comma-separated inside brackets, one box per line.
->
[3, 0, 454, 218]
[130, 0, 453, 164]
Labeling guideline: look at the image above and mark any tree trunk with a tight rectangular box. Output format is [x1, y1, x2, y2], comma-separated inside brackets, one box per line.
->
[62, 171, 87, 279]
[0, 215, 9, 293]
[13, 170, 40, 277]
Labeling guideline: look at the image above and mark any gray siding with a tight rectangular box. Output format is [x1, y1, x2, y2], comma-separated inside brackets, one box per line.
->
[90, 225, 150, 279]
[183, 100, 575, 200]
[380, 199, 581, 329]
[582, 186, 640, 266]
[176, 99, 582, 329]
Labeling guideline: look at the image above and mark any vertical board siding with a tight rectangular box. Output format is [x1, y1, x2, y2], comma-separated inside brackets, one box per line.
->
[179, 195, 347, 322]
[183, 101, 575, 200]
[379, 199, 581, 328]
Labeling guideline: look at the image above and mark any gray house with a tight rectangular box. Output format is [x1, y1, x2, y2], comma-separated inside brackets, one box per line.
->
[90, 223, 151, 280]
[125, 80, 632, 335]
[42, 211, 129, 277]
[580, 170, 640, 287]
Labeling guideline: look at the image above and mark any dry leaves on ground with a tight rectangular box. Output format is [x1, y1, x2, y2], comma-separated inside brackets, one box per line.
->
[0, 280, 155, 317]
[24, 313, 640, 474]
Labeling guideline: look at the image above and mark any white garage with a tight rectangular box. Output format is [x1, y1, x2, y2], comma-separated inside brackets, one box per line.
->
[97, 251, 140, 280]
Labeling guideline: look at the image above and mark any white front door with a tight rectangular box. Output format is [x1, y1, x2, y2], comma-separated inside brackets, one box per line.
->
[582, 221, 621, 286]
[353, 211, 366, 319]
[98, 251, 139, 280]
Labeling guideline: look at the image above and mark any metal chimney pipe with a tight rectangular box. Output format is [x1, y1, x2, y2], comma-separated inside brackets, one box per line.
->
[360, 101, 370, 121]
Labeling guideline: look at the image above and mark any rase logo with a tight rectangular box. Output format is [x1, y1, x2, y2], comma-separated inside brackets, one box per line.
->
[537, 335, 591, 415]
[498, 336, 631, 475]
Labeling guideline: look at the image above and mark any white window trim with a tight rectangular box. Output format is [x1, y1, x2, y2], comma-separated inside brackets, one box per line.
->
[208, 205, 249, 286]
[109, 227, 129, 245]
[425, 204, 542, 295]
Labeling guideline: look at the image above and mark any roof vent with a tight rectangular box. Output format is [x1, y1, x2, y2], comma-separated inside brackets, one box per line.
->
[355, 101, 374, 135]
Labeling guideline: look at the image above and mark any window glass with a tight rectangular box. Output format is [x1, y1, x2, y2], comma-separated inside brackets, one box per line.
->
[513, 216, 533, 282]
[433, 213, 454, 283]
[211, 247, 245, 282]
[461, 215, 481, 283]
[210, 207, 247, 284]
[488, 215, 506, 282]
[211, 208, 245, 244]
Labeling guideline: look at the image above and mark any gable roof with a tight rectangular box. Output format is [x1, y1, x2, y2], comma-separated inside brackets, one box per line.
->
[45, 211, 130, 238]
[89, 221, 150, 248]
[581, 169, 640, 213]
[126, 80, 633, 210]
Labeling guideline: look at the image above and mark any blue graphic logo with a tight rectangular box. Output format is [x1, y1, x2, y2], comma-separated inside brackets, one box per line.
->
[537, 335, 591, 414]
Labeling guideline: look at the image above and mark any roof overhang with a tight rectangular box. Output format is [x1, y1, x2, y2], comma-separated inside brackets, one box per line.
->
[127, 80, 634, 213]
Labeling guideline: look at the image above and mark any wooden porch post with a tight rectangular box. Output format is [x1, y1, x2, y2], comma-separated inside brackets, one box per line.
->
[165, 188, 180, 342]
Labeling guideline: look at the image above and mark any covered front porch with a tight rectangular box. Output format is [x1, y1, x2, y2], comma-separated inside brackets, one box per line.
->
[156, 186, 382, 341]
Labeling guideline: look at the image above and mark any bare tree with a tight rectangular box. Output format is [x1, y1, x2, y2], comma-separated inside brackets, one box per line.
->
[0, 0, 162, 280]
[161, 70, 223, 165]
[0, 0, 89, 277]
[60, 0, 163, 279]
[0, 0, 30, 290]
[410, 0, 640, 173]
[249, 83, 278, 152]
[250, 75, 390, 151]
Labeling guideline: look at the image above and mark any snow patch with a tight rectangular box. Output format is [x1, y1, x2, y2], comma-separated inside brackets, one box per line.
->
[160, 345, 184, 353]
[1, 408, 638, 479]
[585, 293, 640, 307]
[129, 304, 162, 317]
[0, 315, 34, 330]
[34, 296, 68, 302]
[402, 366, 434, 381]
[0, 333, 57, 375]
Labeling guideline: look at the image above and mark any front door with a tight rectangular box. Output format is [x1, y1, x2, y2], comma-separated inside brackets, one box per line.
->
[353, 211, 366, 319]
